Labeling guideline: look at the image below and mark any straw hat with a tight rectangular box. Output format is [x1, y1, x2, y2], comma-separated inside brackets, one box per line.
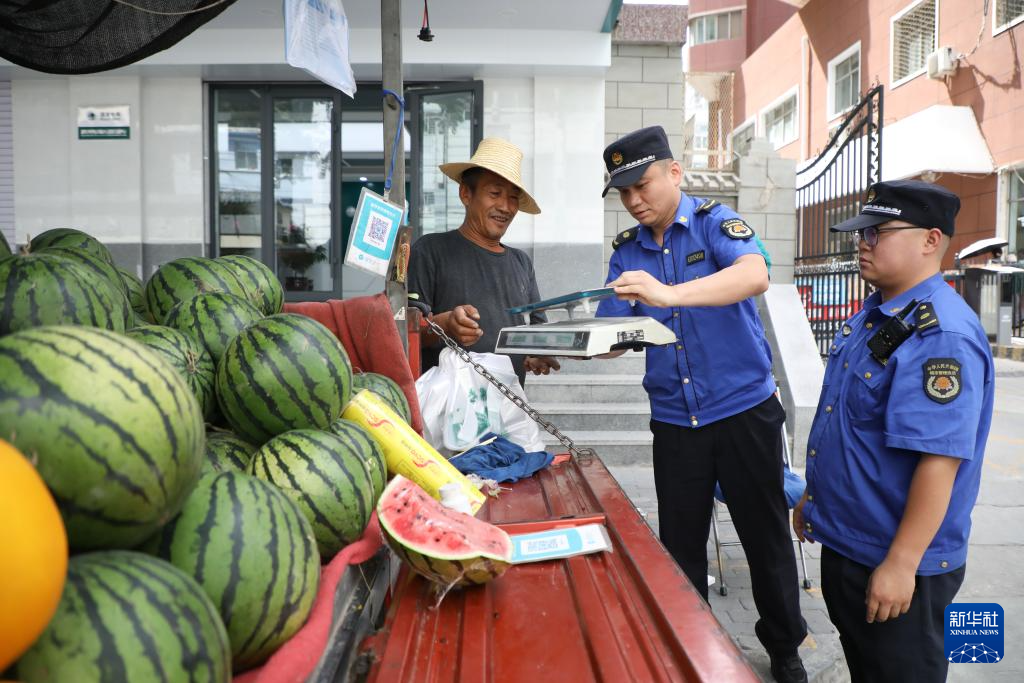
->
[439, 137, 541, 214]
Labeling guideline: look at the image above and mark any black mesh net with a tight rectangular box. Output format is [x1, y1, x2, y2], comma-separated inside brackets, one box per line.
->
[0, 0, 239, 74]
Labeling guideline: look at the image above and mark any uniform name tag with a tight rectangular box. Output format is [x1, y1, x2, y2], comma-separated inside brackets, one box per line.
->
[686, 250, 705, 265]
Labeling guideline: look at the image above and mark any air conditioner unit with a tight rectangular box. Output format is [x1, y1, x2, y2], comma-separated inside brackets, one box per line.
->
[927, 46, 957, 79]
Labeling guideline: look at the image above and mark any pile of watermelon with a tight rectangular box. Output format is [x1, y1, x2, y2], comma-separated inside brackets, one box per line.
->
[0, 228, 423, 679]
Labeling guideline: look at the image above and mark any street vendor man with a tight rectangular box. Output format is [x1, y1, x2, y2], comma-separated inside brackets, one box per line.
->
[792, 180, 995, 682]
[407, 137, 560, 387]
[596, 125, 808, 683]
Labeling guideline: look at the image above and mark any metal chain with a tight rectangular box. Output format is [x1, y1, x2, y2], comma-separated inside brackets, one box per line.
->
[422, 317, 596, 461]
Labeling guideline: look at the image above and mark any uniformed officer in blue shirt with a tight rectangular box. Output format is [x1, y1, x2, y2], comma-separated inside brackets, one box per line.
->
[596, 126, 808, 683]
[792, 180, 995, 682]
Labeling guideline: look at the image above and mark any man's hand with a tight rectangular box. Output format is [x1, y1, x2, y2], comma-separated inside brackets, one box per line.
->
[609, 270, 680, 307]
[792, 492, 813, 543]
[524, 356, 561, 375]
[865, 557, 916, 623]
[442, 305, 484, 346]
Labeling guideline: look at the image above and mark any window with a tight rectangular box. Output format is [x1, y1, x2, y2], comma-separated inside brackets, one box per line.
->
[732, 120, 755, 155]
[761, 89, 798, 150]
[828, 42, 861, 120]
[1009, 168, 1024, 262]
[891, 0, 937, 85]
[995, 0, 1024, 33]
[689, 10, 743, 46]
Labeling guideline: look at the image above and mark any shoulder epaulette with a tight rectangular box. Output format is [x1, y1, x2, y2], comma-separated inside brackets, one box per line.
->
[611, 228, 638, 250]
[696, 199, 719, 213]
[915, 302, 940, 333]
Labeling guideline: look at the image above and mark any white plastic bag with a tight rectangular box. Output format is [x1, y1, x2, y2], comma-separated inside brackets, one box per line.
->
[415, 349, 545, 454]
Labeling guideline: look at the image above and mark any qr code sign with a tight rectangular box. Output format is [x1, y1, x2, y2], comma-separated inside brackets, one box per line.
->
[365, 210, 392, 250]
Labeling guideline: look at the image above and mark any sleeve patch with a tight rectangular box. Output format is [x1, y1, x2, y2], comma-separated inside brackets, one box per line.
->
[720, 218, 754, 240]
[923, 357, 961, 403]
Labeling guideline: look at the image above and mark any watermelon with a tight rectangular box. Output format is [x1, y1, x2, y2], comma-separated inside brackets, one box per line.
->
[328, 417, 388, 501]
[164, 291, 264, 364]
[249, 429, 374, 557]
[219, 254, 284, 315]
[126, 325, 217, 419]
[216, 313, 353, 444]
[0, 326, 205, 550]
[0, 230, 12, 257]
[14, 550, 231, 683]
[378, 476, 512, 589]
[202, 430, 257, 474]
[0, 253, 129, 335]
[41, 246, 134, 327]
[353, 372, 412, 423]
[144, 256, 248, 325]
[118, 266, 154, 324]
[28, 227, 115, 264]
[147, 472, 320, 672]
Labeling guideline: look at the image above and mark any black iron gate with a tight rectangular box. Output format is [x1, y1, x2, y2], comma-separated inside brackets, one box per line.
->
[795, 86, 883, 355]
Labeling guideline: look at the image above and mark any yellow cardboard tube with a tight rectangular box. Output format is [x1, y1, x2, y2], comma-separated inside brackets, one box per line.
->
[342, 389, 487, 514]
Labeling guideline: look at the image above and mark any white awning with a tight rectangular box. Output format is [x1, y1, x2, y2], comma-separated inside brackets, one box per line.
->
[881, 105, 994, 181]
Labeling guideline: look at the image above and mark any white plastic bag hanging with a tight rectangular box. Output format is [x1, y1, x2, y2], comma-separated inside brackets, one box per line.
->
[415, 349, 545, 455]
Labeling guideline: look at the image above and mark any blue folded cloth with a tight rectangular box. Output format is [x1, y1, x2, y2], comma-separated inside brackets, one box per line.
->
[449, 432, 554, 483]
[714, 467, 806, 508]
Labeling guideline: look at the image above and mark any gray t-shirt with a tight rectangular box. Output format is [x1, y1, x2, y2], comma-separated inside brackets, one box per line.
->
[408, 229, 545, 385]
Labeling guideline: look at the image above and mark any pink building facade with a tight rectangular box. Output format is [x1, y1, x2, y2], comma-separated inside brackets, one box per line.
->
[734, 0, 1024, 264]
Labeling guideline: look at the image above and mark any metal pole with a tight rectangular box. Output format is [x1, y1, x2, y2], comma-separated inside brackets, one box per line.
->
[381, 0, 409, 350]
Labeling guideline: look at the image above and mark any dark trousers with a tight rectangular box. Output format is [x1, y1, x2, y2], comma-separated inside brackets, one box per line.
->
[650, 396, 807, 657]
[821, 546, 965, 683]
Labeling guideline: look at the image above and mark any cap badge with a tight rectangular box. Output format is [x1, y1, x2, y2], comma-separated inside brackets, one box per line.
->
[611, 152, 624, 166]
[866, 188, 876, 203]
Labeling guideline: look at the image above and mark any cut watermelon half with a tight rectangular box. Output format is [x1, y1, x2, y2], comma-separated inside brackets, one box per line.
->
[377, 475, 512, 589]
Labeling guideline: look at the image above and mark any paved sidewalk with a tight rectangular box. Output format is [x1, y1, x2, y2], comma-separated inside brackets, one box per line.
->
[607, 356, 1024, 683]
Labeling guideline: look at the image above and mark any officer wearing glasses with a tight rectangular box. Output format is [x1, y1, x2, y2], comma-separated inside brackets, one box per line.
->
[793, 180, 995, 682]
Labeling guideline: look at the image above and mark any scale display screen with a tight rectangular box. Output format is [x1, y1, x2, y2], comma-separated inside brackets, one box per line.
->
[498, 330, 588, 351]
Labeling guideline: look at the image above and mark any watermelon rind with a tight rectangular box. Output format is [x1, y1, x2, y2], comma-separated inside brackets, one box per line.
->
[218, 254, 284, 315]
[163, 291, 264, 364]
[353, 371, 412, 423]
[144, 256, 248, 325]
[147, 471, 320, 672]
[118, 266, 155, 323]
[249, 429, 374, 557]
[0, 230, 12, 257]
[28, 227, 115, 265]
[377, 475, 512, 589]
[328, 417, 388, 502]
[0, 326, 205, 550]
[202, 429, 258, 475]
[15, 550, 231, 683]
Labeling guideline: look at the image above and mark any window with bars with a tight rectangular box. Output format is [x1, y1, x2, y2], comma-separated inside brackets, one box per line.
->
[688, 10, 743, 46]
[891, 0, 937, 84]
[762, 92, 797, 149]
[828, 44, 860, 119]
[996, 0, 1024, 30]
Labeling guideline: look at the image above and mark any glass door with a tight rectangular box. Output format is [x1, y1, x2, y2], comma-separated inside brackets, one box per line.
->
[273, 96, 336, 294]
[213, 88, 264, 259]
[410, 83, 482, 235]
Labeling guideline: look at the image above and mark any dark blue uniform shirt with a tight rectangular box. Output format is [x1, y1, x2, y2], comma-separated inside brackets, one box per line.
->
[803, 273, 994, 575]
[596, 193, 776, 428]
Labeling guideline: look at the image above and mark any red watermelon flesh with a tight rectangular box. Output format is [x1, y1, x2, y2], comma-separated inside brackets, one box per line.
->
[378, 476, 511, 588]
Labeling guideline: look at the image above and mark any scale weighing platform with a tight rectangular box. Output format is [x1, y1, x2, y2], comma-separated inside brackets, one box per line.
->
[494, 288, 677, 358]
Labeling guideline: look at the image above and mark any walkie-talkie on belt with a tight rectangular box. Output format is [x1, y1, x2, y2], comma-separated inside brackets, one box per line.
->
[866, 299, 919, 366]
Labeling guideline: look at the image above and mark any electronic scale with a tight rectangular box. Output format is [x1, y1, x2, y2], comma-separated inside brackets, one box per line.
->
[493, 287, 677, 358]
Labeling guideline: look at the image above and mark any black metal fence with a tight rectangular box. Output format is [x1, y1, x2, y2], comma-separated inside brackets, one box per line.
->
[946, 270, 1024, 340]
[795, 87, 883, 355]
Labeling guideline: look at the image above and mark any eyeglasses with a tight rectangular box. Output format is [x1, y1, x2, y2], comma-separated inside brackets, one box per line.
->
[853, 225, 928, 247]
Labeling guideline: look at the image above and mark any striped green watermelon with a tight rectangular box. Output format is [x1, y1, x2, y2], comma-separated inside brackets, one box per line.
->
[126, 325, 217, 419]
[147, 472, 320, 672]
[219, 254, 284, 315]
[144, 256, 248, 325]
[14, 550, 231, 683]
[41, 246, 134, 326]
[0, 253, 129, 335]
[118, 266, 154, 324]
[0, 230, 11, 257]
[0, 326, 205, 550]
[379, 476, 512, 589]
[249, 429, 374, 557]
[203, 430, 258, 474]
[216, 314, 353, 444]
[164, 291, 264, 364]
[328, 417, 388, 501]
[353, 372, 412, 423]
[29, 227, 115, 264]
